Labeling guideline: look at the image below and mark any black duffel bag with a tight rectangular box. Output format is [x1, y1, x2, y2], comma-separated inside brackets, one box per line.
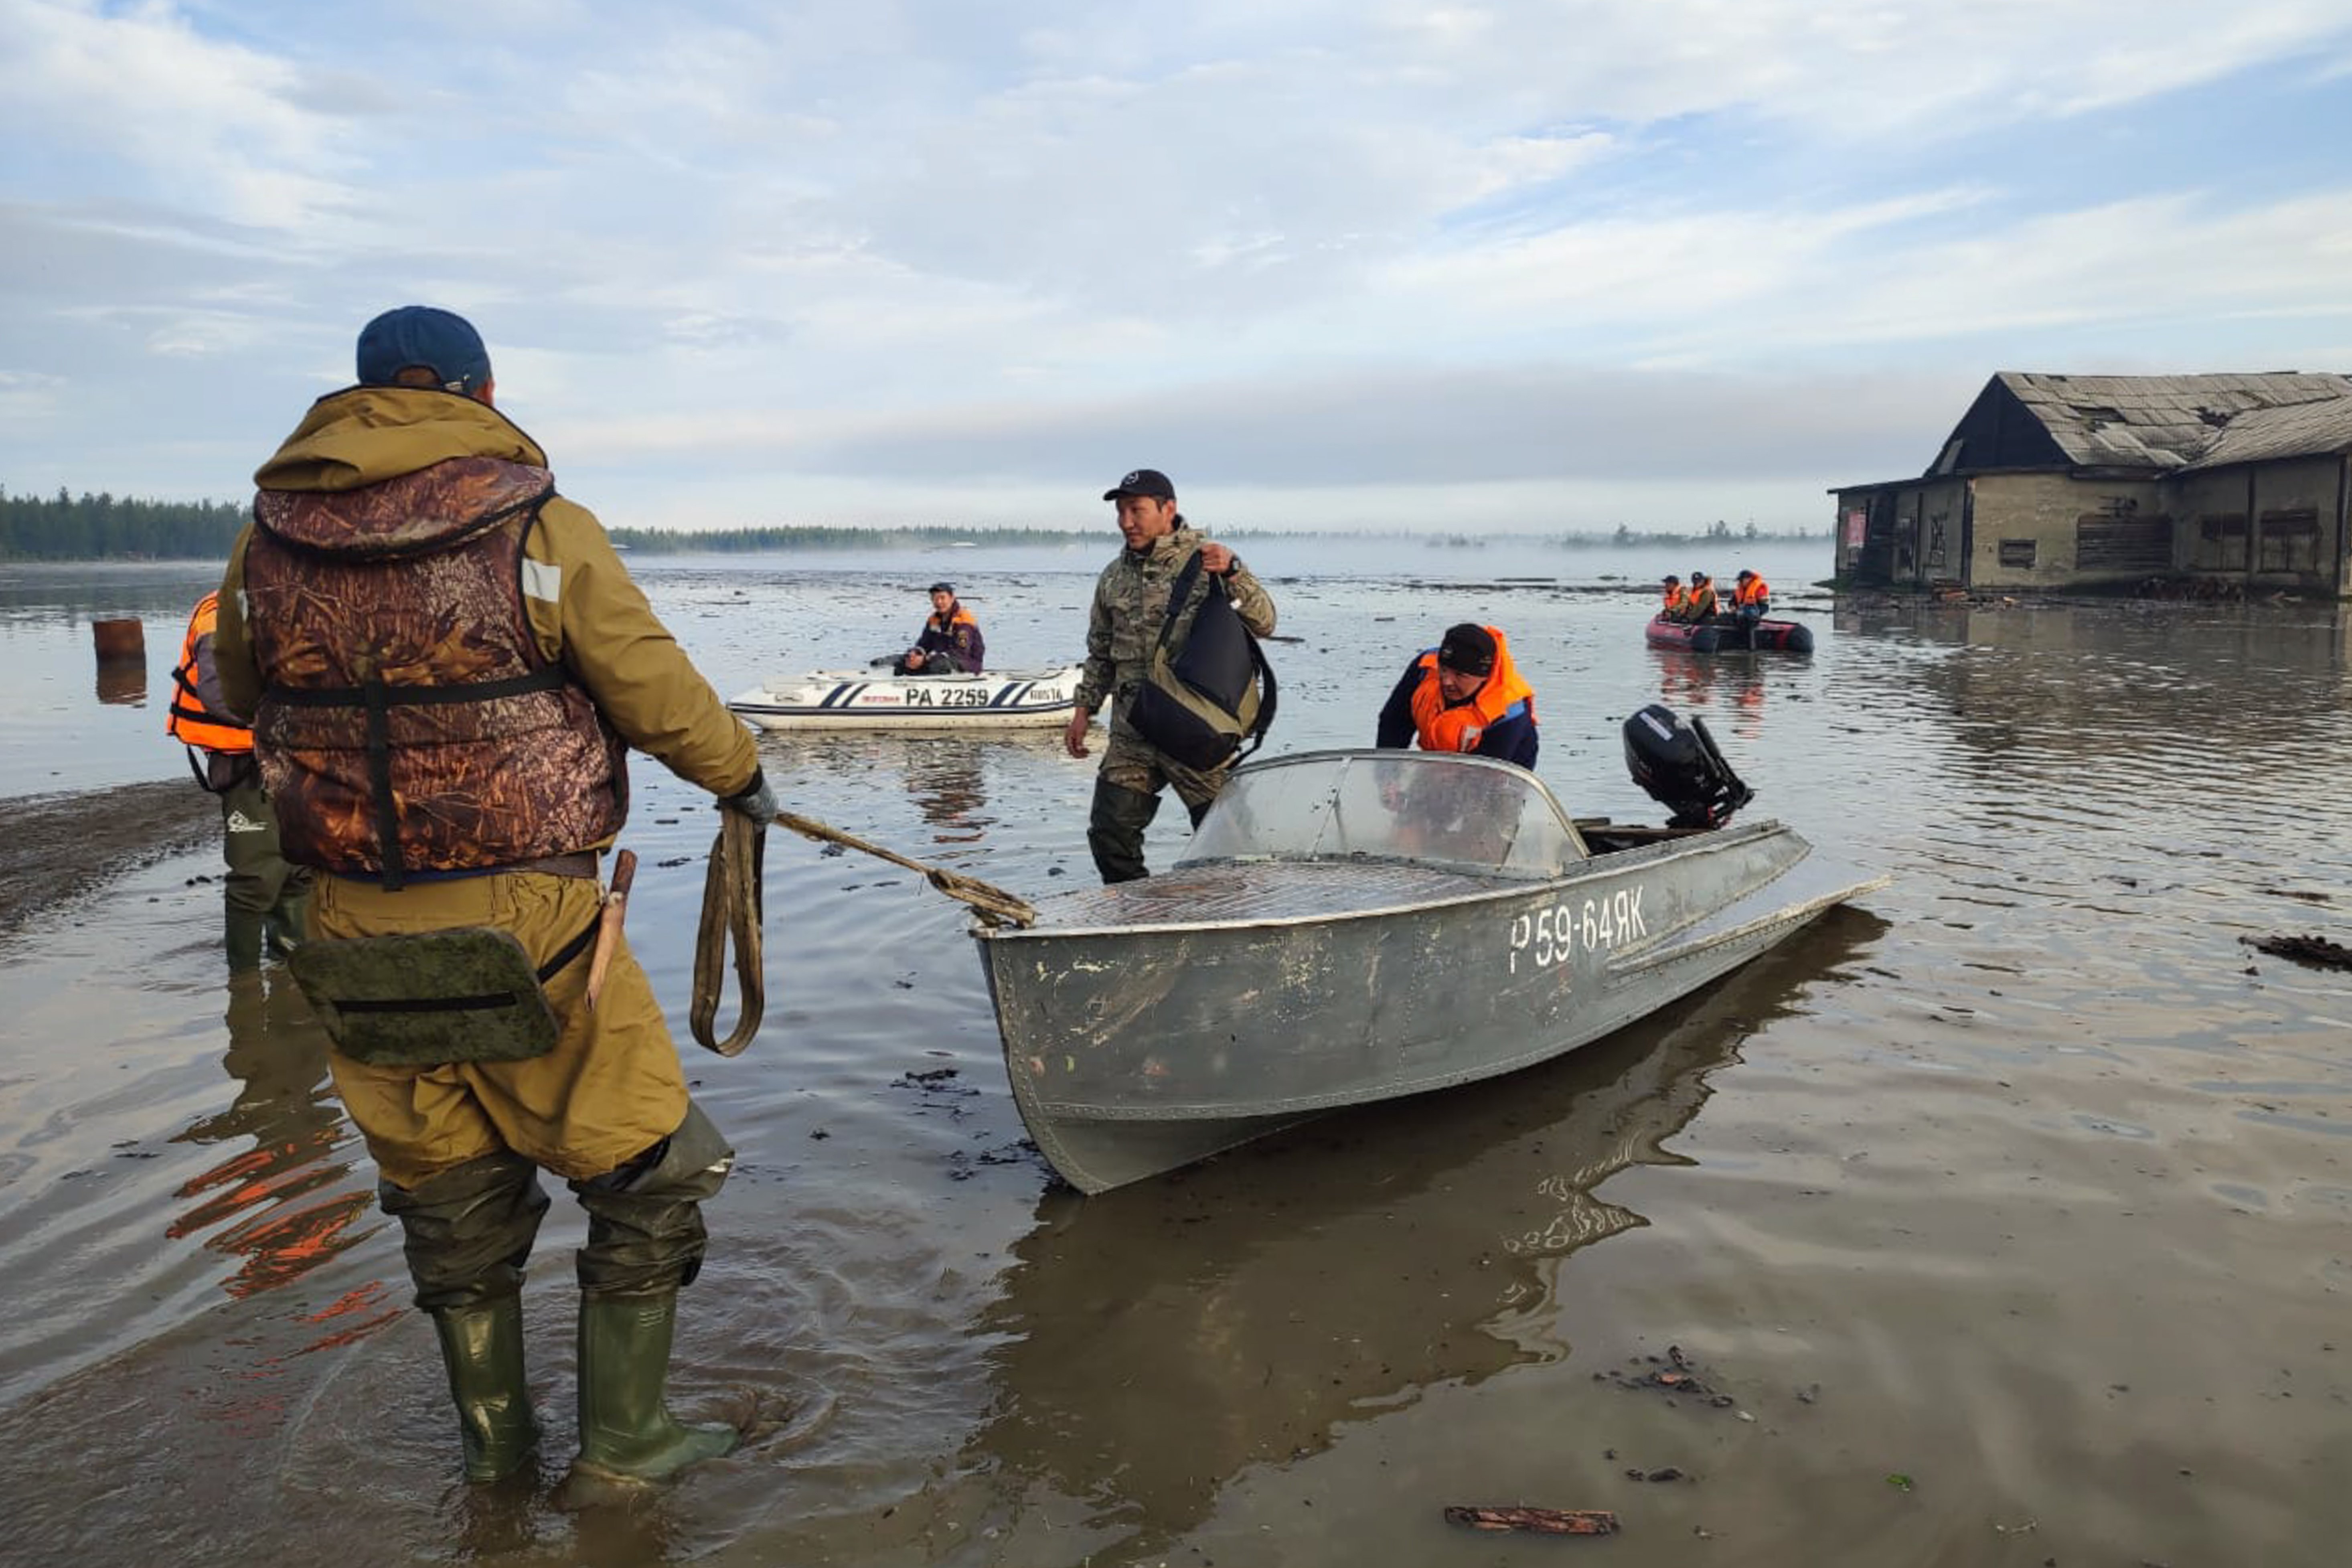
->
[1124, 549, 1278, 771]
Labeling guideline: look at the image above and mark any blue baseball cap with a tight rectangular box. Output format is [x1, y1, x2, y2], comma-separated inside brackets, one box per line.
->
[355, 306, 492, 394]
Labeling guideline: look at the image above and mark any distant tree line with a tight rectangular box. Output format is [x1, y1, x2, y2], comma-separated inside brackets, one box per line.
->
[2, 491, 1825, 561]
[1432, 521, 1825, 548]
[624, 521, 1827, 553]
[0, 485, 247, 561]
[605, 523, 1097, 553]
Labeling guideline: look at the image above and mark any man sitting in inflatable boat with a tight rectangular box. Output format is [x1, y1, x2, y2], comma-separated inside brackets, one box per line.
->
[896, 582, 986, 675]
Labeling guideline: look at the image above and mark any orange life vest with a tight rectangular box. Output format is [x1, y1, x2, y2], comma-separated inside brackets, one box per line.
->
[166, 591, 256, 755]
[1734, 575, 1771, 606]
[243, 456, 626, 887]
[926, 606, 977, 635]
[1686, 582, 1719, 618]
[1661, 585, 1689, 615]
[1406, 626, 1536, 753]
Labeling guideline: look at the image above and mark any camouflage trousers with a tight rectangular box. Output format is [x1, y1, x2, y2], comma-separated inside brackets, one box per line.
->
[1087, 721, 1232, 884]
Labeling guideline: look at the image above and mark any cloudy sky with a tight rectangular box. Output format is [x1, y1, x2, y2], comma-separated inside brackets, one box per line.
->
[5, 0, 2351, 534]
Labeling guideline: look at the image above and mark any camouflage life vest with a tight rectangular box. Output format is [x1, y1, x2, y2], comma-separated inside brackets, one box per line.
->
[243, 456, 627, 887]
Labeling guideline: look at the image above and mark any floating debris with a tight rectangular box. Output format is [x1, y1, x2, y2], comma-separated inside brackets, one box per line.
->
[2240, 933, 2352, 971]
[1444, 1506, 1620, 1536]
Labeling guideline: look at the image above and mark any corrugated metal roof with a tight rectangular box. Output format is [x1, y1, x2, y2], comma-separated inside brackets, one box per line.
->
[1999, 371, 2352, 471]
[2179, 396, 2352, 471]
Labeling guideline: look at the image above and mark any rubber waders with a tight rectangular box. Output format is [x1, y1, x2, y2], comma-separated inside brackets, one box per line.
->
[430, 1294, 541, 1484]
[225, 908, 267, 972]
[561, 1291, 737, 1501]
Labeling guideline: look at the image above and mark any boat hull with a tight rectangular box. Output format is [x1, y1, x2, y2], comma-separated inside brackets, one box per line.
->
[729, 664, 1083, 730]
[978, 821, 1881, 1192]
[1644, 614, 1814, 654]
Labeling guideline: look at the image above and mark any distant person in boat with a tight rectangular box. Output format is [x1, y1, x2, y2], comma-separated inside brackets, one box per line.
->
[1066, 466, 1277, 883]
[895, 581, 985, 675]
[1731, 569, 1771, 630]
[212, 304, 761, 1497]
[1659, 574, 1690, 621]
[1374, 622, 1539, 768]
[1684, 571, 1720, 621]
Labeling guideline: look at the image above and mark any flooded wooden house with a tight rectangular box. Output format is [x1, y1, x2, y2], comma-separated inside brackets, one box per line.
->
[1831, 372, 2352, 597]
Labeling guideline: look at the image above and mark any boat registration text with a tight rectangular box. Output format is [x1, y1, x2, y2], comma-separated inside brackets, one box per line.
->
[1507, 885, 1647, 972]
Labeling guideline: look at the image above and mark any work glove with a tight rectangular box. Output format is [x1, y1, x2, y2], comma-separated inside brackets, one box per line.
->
[719, 766, 778, 822]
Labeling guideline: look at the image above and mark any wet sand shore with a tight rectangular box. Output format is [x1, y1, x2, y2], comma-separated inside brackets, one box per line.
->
[0, 781, 215, 935]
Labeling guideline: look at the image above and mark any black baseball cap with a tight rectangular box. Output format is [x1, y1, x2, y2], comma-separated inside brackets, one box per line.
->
[1436, 623, 1497, 677]
[927, 581, 954, 594]
[1103, 467, 1175, 501]
[356, 305, 491, 395]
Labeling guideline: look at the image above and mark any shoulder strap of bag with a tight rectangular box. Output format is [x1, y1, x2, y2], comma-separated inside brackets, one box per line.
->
[1236, 633, 1279, 760]
[1154, 549, 1210, 655]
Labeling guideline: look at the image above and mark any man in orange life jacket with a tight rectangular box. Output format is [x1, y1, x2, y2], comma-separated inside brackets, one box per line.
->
[1731, 569, 1772, 630]
[1684, 571, 1720, 621]
[1374, 623, 1540, 769]
[212, 305, 772, 1498]
[167, 591, 313, 971]
[896, 581, 985, 674]
[1659, 575, 1690, 622]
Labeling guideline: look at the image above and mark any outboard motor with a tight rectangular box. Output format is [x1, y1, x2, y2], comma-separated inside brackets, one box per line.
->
[1623, 703, 1754, 828]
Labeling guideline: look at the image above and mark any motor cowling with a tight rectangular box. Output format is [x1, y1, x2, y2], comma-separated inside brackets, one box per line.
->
[1622, 703, 1754, 828]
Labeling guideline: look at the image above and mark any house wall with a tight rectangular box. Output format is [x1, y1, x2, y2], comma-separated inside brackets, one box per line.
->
[1965, 472, 2168, 589]
[2169, 456, 2346, 596]
[1831, 479, 1967, 587]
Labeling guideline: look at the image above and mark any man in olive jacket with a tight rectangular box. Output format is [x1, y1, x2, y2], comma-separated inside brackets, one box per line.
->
[214, 306, 775, 1498]
[1063, 468, 1276, 882]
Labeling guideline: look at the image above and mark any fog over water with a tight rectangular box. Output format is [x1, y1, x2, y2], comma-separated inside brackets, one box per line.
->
[2, 537, 2348, 1568]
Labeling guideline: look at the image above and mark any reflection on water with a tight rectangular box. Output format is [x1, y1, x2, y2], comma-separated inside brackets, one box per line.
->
[168, 971, 373, 1301]
[905, 742, 993, 844]
[1647, 646, 1767, 741]
[95, 659, 147, 706]
[963, 906, 1890, 1559]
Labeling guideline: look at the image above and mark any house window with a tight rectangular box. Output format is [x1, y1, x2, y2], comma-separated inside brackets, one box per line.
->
[2077, 514, 2170, 571]
[2257, 509, 2319, 574]
[1999, 539, 2037, 568]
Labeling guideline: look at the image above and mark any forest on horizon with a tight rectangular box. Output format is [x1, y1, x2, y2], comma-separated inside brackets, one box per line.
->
[0, 486, 1822, 561]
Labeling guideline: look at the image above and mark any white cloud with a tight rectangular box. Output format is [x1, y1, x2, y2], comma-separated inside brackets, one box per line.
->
[5, 1, 2352, 524]
[1, 0, 359, 229]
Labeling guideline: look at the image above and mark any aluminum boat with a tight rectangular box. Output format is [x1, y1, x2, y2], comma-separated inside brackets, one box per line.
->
[974, 736, 1884, 1192]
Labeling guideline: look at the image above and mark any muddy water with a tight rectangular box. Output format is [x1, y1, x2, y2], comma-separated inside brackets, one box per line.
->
[3, 545, 2349, 1568]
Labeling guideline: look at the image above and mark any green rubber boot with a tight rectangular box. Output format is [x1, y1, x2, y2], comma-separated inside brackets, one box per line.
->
[429, 1293, 541, 1484]
[224, 908, 266, 973]
[566, 1292, 737, 1491]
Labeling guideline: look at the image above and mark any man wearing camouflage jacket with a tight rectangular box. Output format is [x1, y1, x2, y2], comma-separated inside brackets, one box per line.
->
[1063, 468, 1276, 882]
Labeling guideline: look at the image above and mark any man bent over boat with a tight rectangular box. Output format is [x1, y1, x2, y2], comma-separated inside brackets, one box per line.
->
[214, 306, 774, 1499]
[1064, 467, 1277, 883]
[1374, 623, 1540, 769]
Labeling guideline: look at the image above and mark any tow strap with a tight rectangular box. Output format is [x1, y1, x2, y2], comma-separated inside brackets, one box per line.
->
[689, 811, 766, 1057]
[685, 806, 1037, 1058]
